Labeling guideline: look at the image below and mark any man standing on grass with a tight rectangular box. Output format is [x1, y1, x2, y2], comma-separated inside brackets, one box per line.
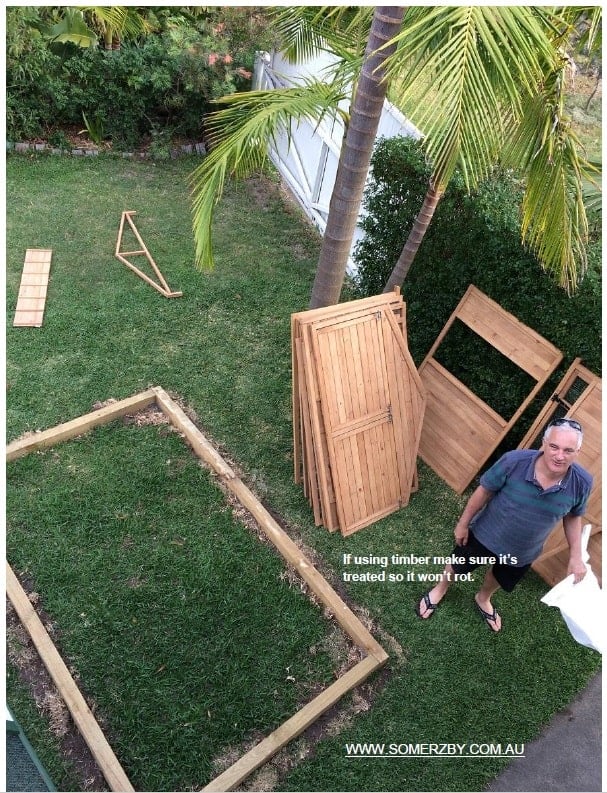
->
[416, 419, 592, 632]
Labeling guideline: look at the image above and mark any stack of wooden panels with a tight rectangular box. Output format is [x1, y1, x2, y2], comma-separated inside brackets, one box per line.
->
[292, 291, 426, 536]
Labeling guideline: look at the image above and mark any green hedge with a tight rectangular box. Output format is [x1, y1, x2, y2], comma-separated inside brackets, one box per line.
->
[7, 26, 251, 147]
[353, 135, 601, 449]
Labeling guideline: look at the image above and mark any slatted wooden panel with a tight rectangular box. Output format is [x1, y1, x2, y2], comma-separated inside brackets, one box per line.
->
[518, 359, 602, 585]
[418, 285, 563, 494]
[13, 249, 52, 327]
[298, 324, 339, 530]
[292, 290, 406, 488]
[293, 292, 425, 535]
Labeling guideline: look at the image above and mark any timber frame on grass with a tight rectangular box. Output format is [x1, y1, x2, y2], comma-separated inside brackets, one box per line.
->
[114, 211, 183, 298]
[6, 387, 389, 792]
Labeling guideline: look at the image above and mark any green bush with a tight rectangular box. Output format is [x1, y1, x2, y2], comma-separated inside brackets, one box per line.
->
[353, 135, 601, 447]
[6, 8, 66, 139]
[6, 10, 257, 146]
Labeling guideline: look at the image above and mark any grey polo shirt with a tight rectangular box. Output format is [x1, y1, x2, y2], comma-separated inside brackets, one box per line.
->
[470, 449, 592, 566]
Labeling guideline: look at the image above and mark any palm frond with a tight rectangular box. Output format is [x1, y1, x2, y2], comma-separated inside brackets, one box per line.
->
[501, 52, 597, 293]
[78, 6, 155, 38]
[519, 130, 589, 294]
[190, 81, 348, 270]
[383, 7, 563, 191]
[271, 6, 371, 63]
[554, 6, 602, 56]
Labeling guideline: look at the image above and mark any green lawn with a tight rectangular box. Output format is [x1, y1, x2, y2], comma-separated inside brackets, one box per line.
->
[6, 153, 600, 792]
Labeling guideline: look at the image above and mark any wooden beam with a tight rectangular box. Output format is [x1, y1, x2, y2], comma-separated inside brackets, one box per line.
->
[123, 211, 171, 293]
[6, 389, 158, 461]
[153, 387, 237, 481]
[154, 387, 387, 662]
[202, 654, 383, 792]
[6, 564, 135, 792]
[115, 253, 178, 298]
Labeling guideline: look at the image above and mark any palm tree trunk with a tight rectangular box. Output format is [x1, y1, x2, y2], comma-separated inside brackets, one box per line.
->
[382, 184, 444, 292]
[309, 6, 407, 309]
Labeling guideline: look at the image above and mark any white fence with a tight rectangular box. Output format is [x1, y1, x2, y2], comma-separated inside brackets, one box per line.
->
[253, 50, 421, 272]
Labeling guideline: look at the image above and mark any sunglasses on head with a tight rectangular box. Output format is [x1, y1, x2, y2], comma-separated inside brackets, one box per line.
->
[549, 418, 583, 432]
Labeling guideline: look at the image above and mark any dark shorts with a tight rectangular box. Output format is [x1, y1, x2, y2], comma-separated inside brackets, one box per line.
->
[450, 531, 531, 593]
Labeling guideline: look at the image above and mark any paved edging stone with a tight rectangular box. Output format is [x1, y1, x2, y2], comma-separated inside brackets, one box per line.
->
[7, 140, 206, 160]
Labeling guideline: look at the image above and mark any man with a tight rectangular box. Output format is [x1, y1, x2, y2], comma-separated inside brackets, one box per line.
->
[417, 418, 592, 632]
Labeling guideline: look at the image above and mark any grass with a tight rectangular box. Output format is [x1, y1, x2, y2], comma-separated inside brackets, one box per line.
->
[6, 153, 601, 792]
[7, 421, 335, 791]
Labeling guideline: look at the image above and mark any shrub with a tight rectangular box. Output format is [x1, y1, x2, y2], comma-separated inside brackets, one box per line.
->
[6, 8, 66, 139]
[6, 9, 261, 146]
[352, 135, 601, 447]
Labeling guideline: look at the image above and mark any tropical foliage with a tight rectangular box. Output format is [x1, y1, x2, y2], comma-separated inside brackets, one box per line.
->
[6, 6, 273, 145]
[353, 136, 601, 382]
[186, 5, 601, 305]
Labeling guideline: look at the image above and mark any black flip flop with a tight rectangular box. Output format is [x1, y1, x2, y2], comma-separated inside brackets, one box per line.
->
[416, 591, 438, 619]
[474, 599, 501, 633]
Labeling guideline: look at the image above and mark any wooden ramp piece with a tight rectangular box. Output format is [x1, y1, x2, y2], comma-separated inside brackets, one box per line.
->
[13, 249, 52, 327]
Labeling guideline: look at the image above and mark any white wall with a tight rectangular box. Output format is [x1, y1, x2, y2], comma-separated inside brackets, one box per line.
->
[254, 50, 421, 273]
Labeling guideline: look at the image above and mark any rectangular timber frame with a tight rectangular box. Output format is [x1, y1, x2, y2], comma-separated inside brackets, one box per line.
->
[6, 387, 388, 792]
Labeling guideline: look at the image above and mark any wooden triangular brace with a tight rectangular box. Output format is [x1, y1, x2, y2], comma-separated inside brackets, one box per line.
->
[115, 211, 182, 298]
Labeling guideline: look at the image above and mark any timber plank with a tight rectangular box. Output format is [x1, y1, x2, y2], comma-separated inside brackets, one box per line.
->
[296, 338, 322, 524]
[203, 655, 382, 791]
[13, 249, 53, 327]
[301, 325, 339, 530]
[456, 286, 562, 377]
[6, 390, 158, 461]
[6, 564, 135, 792]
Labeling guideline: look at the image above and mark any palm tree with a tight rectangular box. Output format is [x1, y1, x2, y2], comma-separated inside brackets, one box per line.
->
[189, 6, 599, 306]
[309, 7, 405, 307]
[382, 6, 600, 295]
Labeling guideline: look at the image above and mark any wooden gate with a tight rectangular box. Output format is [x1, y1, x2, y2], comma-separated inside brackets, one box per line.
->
[292, 292, 425, 535]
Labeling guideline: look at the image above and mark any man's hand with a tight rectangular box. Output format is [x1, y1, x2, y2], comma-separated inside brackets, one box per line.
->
[568, 558, 587, 584]
[453, 486, 493, 547]
[454, 522, 469, 546]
